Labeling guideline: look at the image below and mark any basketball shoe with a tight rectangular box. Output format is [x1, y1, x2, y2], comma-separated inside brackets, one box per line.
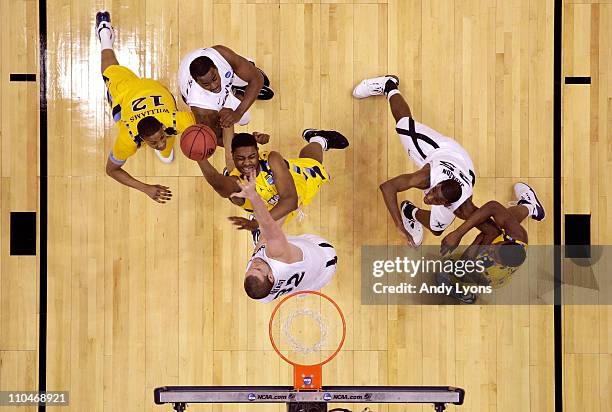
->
[513, 182, 545, 221]
[436, 272, 477, 304]
[352, 75, 399, 99]
[95, 11, 115, 44]
[400, 200, 424, 246]
[302, 129, 349, 151]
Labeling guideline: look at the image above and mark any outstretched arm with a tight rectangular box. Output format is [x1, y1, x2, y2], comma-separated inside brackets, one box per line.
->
[379, 166, 430, 245]
[106, 157, 172, 203]
[214, 45, 264, 128]
[196, 157, 242, 200]
[441, 201, 528, 255]
[231, 172, 293, 260]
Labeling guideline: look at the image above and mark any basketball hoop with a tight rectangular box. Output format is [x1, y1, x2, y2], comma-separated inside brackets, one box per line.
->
[269, 290, 346, 391]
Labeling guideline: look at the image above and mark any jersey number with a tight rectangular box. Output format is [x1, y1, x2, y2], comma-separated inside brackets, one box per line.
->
[273, 272, 305, 300]
[131, 95, 164, 112]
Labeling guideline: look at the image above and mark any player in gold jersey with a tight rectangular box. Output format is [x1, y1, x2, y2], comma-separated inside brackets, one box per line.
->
[437, 182, 545, 303]
[96, 11, 195, 203]
[196, 129, 349, 236]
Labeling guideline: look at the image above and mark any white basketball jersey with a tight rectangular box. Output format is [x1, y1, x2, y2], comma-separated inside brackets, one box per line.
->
[178, 48, 235, 110]
[425, 148, 475, 212]
[247, 234, 338, 303]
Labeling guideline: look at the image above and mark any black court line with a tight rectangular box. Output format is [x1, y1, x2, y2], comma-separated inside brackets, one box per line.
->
[564, 76, 591, 84]
[38, 0, 48, 410]
[553, 1, 563, 412]
[10, 73, 37, 82]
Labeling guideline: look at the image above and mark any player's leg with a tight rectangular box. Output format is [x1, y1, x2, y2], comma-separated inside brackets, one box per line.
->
[298, 142, 324, 164]
[96, 11, 118, 74]
[300, 129, 349, 163]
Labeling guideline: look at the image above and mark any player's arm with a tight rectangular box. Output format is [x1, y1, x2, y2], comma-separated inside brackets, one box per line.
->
[213, 45, 264, 127]
[105, 157, 172, 203]
[196, 157, 242, 200]
[441, 201, 528, 255]
[266, 151, 299, 222]
[379, 166, 430, 233]
[222, 125, 236, 172]
[454, 198, 501, 241]
[190, 106, 223, 144]
[231, 173, 296, 261]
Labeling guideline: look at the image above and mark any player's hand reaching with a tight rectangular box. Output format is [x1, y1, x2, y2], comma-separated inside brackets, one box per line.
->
[252, 131, 270, 145]
[228, 216, 259, 231]
[398, 226, 416, 248]
[440, 231, 462, 255]
[218, 108, 243, 128]
[230, 171, 258, 201]
[142, 184, 172, 203]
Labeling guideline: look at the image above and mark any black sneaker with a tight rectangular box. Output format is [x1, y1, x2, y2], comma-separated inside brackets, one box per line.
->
[435, 272, 477, 304]
[95, 11, 113, 40]
[302, 129, 349, 150]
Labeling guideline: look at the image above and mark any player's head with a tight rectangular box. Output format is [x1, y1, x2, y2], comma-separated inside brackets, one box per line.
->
[232, 133, 260, 175]
[136, 116, 167, 150]
[189, 56, 221, 93]
[423, 179, 462, 206]
[244, 258, 274, 300]
[492, 242, 527, 267]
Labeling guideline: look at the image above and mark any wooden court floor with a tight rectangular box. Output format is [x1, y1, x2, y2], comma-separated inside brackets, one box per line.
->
[0, 1, 610, 411]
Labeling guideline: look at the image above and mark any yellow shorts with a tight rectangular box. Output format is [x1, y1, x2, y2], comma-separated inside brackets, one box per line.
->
[290, 157, 330, 208]
[102, 65, 140, 121]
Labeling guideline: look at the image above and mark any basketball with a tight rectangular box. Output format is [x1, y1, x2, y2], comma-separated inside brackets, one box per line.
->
[180, 124, 217, 160]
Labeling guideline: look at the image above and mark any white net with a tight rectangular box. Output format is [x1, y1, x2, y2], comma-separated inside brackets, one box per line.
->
[270, 291, 345, 366]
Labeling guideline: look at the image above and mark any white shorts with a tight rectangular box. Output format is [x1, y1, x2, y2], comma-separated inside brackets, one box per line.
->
[396, 117, 473, 169]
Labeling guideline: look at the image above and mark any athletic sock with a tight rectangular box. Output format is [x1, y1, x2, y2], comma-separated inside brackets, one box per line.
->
[517, 200, 535, 217]
[387, 89, 400, 100]
[309, 136, 328, 151]
[99, 26, 114, 50]
[402, 202, 418, 220]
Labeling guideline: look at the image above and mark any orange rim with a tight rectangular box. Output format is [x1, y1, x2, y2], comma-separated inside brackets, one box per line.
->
[269, 290, 346, 367]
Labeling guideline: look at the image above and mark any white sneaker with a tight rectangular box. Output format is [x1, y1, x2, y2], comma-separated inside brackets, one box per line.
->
[352, 75, 399, 99]
[400, 200, 424, 246]
[155, 148, 174, 164]
[514, 182, 545, 221]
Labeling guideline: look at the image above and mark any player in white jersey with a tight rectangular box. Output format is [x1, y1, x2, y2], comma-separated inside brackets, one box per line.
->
[178, 45, 274, 141]
[353, 75, 497, 247]
[230, 171, 338, 303]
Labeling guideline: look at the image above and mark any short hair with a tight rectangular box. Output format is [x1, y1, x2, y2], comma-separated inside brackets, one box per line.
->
[231, 133, 258, 152]
[189, 56, 215, 79]
[244, 275, 273, 300]
[440, 179, 462, 203]
[497, 243, 527, 267]
[136, 116, 162, 138]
